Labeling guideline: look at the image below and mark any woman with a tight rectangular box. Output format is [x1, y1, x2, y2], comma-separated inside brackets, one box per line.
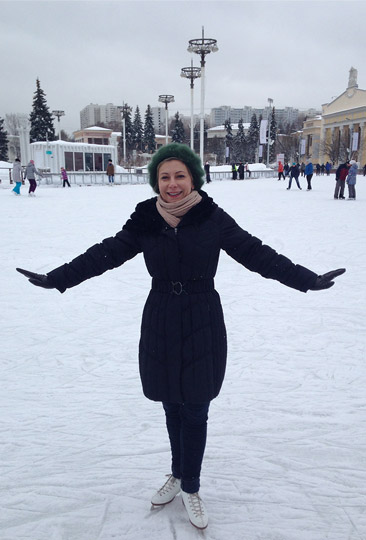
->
[24, 159, 43, 196]
[347, 160, 358, 200]
[16, 143, 345, 530]
[12, 158, 23, 195]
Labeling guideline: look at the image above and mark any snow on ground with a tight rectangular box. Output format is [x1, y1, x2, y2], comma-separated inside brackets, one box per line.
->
[1, 174, 366, 540]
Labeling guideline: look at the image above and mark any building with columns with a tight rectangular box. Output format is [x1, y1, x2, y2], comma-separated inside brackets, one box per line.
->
[303, 67, 366, 165]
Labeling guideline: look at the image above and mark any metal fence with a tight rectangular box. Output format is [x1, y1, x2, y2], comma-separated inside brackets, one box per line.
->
[1, 168, 277, 186]
[41, 169, 276, 186]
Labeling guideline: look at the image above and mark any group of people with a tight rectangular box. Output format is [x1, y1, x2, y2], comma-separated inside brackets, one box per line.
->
[334, 160, 358, 200]
[315, 162, 332, 175]
[11, 159, 45, 196]
[278, 160, 313, 190]
[16, 142, 346, 531]
[278, 159, 360, 198]
[11, 160, 71, 195]
[11, 158, 120, 195]
[232, 162, 251, 180]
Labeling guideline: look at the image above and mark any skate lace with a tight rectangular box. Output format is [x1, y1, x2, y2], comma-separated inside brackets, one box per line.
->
[158, 474, 177, 495]
[187, 493, 205, 517]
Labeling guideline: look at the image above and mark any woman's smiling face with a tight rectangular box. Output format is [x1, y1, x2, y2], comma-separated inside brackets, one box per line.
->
[158, 160, 194, 203]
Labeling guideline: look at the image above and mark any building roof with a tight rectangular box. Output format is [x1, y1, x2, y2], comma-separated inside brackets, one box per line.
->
[80, 126, 112, 132]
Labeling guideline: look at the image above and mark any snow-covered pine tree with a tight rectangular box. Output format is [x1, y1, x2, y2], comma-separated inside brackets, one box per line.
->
[171, 112, 186, 144]
[247, 113, 259, 163]
[132, 106, 143, 152]
[143, 105, 156, 153]
[29, 78, 56, 143]
[269, 106, 277, 162]
[0, 117, 9, 161]
[233, 118, 246, 161]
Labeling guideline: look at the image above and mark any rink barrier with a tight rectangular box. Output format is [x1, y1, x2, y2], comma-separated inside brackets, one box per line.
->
[36, 169, 277, 186]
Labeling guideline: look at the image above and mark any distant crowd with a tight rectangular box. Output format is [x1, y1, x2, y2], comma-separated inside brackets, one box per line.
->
[277, 159, 364, 199]
[8, 157, 366, 200]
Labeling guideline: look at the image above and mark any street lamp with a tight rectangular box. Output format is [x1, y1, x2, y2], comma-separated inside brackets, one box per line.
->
[52, 110, 65, 140]
[121, 103, 132, 163]
[188, 27, 218, 164]
[158, 94, 175, 145]
[266, 98, 273, 167]
[180, 61, 201, 150]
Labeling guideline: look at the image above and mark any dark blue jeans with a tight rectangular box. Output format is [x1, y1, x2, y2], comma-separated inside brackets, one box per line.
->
[162, 402, 210, 494]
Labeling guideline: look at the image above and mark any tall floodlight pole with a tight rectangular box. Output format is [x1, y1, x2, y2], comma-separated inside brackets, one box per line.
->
[266, 98, 273, 167]
[180, 61, 201, 150]
[188, 27, 218, 163]
[158, 95, 175, 145]
[52, 110, 65, 140]
[121, 103, 132, 163]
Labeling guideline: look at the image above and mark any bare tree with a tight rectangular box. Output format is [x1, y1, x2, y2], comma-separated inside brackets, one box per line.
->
[275, 134, 298, 163]
[320, 131, 349, 165]
[5, 113, 20, 135]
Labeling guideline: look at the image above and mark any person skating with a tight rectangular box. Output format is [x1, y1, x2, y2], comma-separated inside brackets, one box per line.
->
[24, 159, 43, 196]
[334, 160, 350, 199]
[61, 167, 71, 187]
[278, 161, 285, 181]
[346, 160, 358, 200]
[12, 158, 23, 195]
[287, 162, 302, 190]
[106, 159, 115, 184]
[204, 161, 211, 183]
[238, 162, 245, 180]
[16, 143, 346, 530]
[305, 160, 314, 190]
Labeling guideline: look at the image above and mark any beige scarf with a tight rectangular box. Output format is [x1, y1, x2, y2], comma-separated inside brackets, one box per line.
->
[156, 190, 202, 228]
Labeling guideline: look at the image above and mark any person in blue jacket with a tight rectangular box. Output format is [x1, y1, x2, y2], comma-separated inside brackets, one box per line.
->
[305, 160, 314, 190]
[346, 160, 358, 200]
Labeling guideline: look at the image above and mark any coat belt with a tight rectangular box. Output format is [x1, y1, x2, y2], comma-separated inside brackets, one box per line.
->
[151, 278, 215, 295]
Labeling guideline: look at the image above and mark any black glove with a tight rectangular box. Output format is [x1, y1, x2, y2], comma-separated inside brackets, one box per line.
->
[16, 267, 55, 289]
[309, 268, 346, 291]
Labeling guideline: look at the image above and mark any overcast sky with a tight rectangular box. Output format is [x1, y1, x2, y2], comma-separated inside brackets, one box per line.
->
[1, 0, 366, 133]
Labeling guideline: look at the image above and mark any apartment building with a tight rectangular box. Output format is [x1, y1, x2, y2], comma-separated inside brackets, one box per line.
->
[210, 105, 302, 127]
[80, 103, 122, 129]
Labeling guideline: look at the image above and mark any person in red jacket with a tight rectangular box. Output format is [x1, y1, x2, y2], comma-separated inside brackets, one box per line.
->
[334, 161, 350, 199]
[278, 161, 285, 181]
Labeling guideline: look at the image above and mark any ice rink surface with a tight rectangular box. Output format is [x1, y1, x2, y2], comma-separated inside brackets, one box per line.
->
[1, 174, 365, 539]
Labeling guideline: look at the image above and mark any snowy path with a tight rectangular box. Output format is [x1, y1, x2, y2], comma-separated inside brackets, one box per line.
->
[1, 175, 365, 539]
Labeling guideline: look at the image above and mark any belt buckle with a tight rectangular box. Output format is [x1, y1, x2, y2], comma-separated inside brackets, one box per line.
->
[171, 281, 184, 295]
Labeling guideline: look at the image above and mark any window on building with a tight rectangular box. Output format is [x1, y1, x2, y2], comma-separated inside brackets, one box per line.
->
[94, 138, 103, 145]
[75, 152, 84, 171]
[65, 152, 74, 171]
[94, 153, 103, 171]
[103, 154, 111, 170]
[88, 138, 93, 144]
[85, 153, 93, 171]
[103, 138, 108, 145]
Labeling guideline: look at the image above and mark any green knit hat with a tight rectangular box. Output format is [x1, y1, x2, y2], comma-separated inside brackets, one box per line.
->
[148, 143, 205, 193]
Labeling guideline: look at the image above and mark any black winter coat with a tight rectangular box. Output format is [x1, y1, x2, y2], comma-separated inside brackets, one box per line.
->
[47, 191, 318, 404]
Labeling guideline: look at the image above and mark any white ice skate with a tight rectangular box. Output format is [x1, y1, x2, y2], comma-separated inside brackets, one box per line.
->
[181, 490, 208, 529]
[151, 474, 181, 506]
